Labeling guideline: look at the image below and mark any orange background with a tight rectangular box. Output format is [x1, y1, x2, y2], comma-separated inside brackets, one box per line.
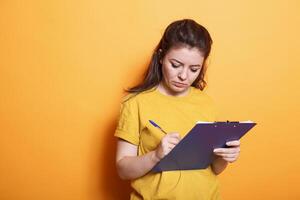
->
[1, 0, 299, 199]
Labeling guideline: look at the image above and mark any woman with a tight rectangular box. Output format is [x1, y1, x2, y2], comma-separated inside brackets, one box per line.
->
[114, 19, 241, 200]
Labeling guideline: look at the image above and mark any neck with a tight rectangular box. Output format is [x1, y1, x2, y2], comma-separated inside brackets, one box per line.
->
[157, 81, 189, 97]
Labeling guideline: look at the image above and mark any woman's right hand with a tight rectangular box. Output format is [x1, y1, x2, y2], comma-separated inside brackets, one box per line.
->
[154, 132, 181, 160]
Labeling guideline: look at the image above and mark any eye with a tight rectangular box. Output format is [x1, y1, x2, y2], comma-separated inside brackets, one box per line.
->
[190, 68, 200, 73]
[171, 63, 180, 68]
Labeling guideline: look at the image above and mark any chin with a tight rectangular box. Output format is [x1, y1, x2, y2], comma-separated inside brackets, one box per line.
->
[170, 85, 188, 93]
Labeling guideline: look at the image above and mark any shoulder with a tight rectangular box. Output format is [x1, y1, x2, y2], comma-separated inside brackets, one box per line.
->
[118, 89, 157, 117]
[121, 88, 157, 105]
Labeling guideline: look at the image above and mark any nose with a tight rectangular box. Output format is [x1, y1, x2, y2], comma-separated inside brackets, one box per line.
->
[178, 68, 188, 81]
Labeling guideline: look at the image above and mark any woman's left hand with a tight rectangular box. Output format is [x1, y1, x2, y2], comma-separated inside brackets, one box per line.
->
[213, 140, 241, 163]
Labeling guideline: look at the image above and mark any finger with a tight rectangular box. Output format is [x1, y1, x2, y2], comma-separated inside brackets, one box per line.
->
[215, 153, 238, 158]
[214, 147, 240, 154]
[162, 134, 177, 141]
[225, 157, 237, 163]
[214, 152, 239, 158]
[168, 132, 180, 136]
[168, 133, 181, 140]
[168, 138, 180, 145]
[226, 140, 240, 146]
[220, 154, 238, 160]
[215, 153, 240, 158]
[168, 143, 176, 150]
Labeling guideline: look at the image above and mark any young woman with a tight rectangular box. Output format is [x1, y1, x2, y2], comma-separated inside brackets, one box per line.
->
[114, 19, 241, 200]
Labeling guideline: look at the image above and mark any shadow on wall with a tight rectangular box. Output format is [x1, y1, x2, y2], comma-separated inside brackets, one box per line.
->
[93, 118, 131, 200]
[91, 61, 149, 199]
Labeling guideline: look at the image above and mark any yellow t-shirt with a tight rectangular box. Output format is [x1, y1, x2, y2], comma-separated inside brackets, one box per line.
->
[115, 86, 222, 200]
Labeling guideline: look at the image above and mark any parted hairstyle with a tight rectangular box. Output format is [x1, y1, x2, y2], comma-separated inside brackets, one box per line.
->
[126, 19, 213, 94]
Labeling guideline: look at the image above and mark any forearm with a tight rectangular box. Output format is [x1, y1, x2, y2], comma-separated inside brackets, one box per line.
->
[211, 156, 229, 175]
[117, 150, 160, 180]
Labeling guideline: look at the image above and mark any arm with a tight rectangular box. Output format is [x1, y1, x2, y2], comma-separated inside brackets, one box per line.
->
[211, 140, 241, 175]
[116, 133, 181, 180]
[211, 156, 229, 175]
[115, 139, 160, 180]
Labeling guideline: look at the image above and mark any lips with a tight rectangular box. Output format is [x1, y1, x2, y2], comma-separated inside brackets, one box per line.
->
[173, 82, 188, 88]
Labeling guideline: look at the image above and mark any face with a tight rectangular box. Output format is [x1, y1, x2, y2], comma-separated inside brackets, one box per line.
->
[158, 46, 204, 97]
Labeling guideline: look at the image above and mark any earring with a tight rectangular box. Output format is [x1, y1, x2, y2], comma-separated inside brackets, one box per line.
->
[158, 49, 163, 55]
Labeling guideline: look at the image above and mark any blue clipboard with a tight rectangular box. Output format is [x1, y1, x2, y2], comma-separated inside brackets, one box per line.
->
[151, 120, 256, 173]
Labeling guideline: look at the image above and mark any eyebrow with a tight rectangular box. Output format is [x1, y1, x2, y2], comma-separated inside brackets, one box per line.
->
[170, 58, 201, 67]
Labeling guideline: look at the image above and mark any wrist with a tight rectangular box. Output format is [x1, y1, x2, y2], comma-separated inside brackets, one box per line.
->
[151, 150, 161, 164]
[215, 156, 229, 165]
[211, 156, 229, 175]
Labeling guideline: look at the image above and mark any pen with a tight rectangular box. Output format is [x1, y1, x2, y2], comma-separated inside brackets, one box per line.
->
[149, 120, 168, 134]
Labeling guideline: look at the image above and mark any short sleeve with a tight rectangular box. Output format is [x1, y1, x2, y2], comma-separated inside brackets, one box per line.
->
[114, 97, 140, 145]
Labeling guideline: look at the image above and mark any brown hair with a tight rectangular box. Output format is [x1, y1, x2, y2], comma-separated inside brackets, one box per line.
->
[126, 19, 213, 94]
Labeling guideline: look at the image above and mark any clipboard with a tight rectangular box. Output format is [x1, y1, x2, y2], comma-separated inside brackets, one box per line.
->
[151, 120, 256, 173]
